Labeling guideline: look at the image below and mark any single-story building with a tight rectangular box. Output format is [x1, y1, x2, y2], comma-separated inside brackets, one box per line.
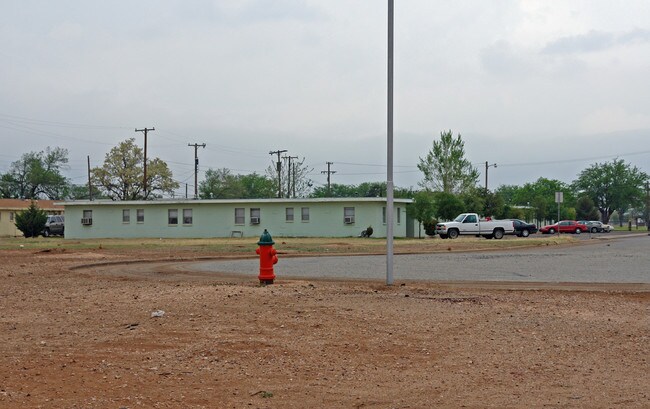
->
[59, 198, 415, 239]
[0, 199, 64, 237]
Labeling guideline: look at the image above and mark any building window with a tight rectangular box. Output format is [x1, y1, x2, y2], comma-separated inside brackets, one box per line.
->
[183, 209, 193, 225]
[9, 212, 14, 221]
[344, 207, 355, 224]
[301, 207, 310, 222]
[382, 207, 386, 224]
[122, 209, 130, 223]
[137, 209, 145, 223]
[397, 207, 401, 224]
[82, 210, 92, 225]
[168, 209, 178, 225]
[250, 208, 261, 224]
[285, 207, 294, 222]
[235, 208, 245, 224]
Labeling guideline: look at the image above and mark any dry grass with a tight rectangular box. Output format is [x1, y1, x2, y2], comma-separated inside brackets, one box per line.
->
[0, 234, 576, 257]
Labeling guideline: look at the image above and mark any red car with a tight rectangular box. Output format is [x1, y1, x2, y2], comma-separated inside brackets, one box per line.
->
[539, 220, 589, 234]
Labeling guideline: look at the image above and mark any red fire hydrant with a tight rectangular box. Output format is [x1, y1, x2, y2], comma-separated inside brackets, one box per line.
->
[256, 229, 278, 284]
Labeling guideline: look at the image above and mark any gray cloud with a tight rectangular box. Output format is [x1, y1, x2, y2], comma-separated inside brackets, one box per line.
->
[542, 28, 650, 54]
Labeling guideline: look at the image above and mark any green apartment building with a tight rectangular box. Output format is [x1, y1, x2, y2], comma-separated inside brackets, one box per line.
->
[60, 198, 415, 239]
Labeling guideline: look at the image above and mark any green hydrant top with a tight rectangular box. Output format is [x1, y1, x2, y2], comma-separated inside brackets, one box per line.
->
[257, 229, 275, 245]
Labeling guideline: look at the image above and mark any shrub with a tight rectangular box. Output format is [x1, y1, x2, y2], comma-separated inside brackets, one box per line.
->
[423, 219, 438, 236]
[15, 201, 47, 238]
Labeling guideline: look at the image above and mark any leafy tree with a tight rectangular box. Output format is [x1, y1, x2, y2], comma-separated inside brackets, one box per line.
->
[1, 147, 69, 199]
[63, 184, 106, 200]
[14, 201, 47, 238]
[266, 157, 313, 198]
[238, 173, 277, 198]
[459, 189, 485, 215]
[199, 168, 243, 199]
[418, 130, 479, 194]
[573, 158, 649, 224]
[408, 191, 436, 238]
[199, 169, 275, 199]
[511, 177, 576, 222]
[311, 183, 360, 198]
[575, 196, 600, 220]
[479, 189, 505, 218]
[92, 138, 179, 200]
[433, 191, 465, 221]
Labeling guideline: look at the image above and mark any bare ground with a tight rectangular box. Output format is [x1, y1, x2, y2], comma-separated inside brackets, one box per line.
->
[0, 243, 648, 408]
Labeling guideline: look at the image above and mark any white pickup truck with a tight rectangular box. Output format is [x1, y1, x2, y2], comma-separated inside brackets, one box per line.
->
[435, 213, 515, 239]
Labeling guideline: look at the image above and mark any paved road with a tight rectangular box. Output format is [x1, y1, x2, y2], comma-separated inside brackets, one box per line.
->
[189, 235, 649, 284]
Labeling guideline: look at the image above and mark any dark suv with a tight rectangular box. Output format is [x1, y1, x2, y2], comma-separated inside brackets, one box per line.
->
[43, 215, 65, 237]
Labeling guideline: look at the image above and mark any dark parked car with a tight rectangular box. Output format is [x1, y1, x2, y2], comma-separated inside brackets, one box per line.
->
[539, 220, 589, 234]
[510, 219, 538, 237]
[43, 215, 64, 237]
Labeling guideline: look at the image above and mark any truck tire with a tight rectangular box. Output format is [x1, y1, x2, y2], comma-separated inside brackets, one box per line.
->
[43, 228, 50, 237]
[493, 229, 505, 239]
[448, 229, 459, 239]
[521, 229, 530, 237]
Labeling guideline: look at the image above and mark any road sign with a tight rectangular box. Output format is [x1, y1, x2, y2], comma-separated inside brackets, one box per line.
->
[555, 191, 564, 204]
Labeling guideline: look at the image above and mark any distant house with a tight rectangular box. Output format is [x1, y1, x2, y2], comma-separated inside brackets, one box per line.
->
[0, 199, 64, 237]
[59, 198, 415, 239]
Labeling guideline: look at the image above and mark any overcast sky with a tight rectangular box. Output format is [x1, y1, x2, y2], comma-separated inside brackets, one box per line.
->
[2, 1, 649, 197]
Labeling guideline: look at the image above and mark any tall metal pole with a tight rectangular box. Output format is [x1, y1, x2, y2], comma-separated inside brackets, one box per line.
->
[386, 0, 394, 286]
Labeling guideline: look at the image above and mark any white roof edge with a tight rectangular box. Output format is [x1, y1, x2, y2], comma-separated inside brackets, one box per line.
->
[58, 197, 414, 206]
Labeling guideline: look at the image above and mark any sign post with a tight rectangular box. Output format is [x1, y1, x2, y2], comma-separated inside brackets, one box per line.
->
[555, 191, 563, 235]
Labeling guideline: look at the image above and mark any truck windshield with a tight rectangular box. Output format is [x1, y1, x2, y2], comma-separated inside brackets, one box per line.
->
[454, 214, 466, 222]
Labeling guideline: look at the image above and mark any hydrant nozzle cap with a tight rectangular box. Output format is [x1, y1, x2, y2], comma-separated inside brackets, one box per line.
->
[257, 229, 275, 245]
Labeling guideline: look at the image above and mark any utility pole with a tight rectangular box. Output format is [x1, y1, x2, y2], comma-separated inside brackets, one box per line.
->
[87, 155, 93, 201]
[321, 162, 336, 196]
[646, 181, 649, 233]
[283, 155, 298, 198]
[188, 143, 206, 199]
[485, 161, 497, 193]
[269, 149, 287, 198]
[135, 127, 155, 198]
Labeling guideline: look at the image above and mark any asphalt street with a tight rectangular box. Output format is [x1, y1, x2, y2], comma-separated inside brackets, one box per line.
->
[189, 235, 649, 284]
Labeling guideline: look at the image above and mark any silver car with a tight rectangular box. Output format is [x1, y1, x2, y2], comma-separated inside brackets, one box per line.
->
[43, 215, 65, 237]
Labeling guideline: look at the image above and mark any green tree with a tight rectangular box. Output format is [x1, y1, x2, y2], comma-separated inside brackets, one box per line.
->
[238, 173, 277, 198]
[513, 178, 576, 222]
[92, 138, 179, 200]
[433, 192, 465, 221]
[1, 147, 69, 199]
[199, 168, 243, 199]
[575, 196, 600, 220]
[311, 183, 360, 198]
[408, 190, 436, 238]
[14, 201, 47, 238]
[418, 130, 479, 194]
[573, 159, 649, 224]
[199, 169, 276, 199]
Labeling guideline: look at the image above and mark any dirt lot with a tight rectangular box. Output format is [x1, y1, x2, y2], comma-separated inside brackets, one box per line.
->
[1, 239, 648, 408]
